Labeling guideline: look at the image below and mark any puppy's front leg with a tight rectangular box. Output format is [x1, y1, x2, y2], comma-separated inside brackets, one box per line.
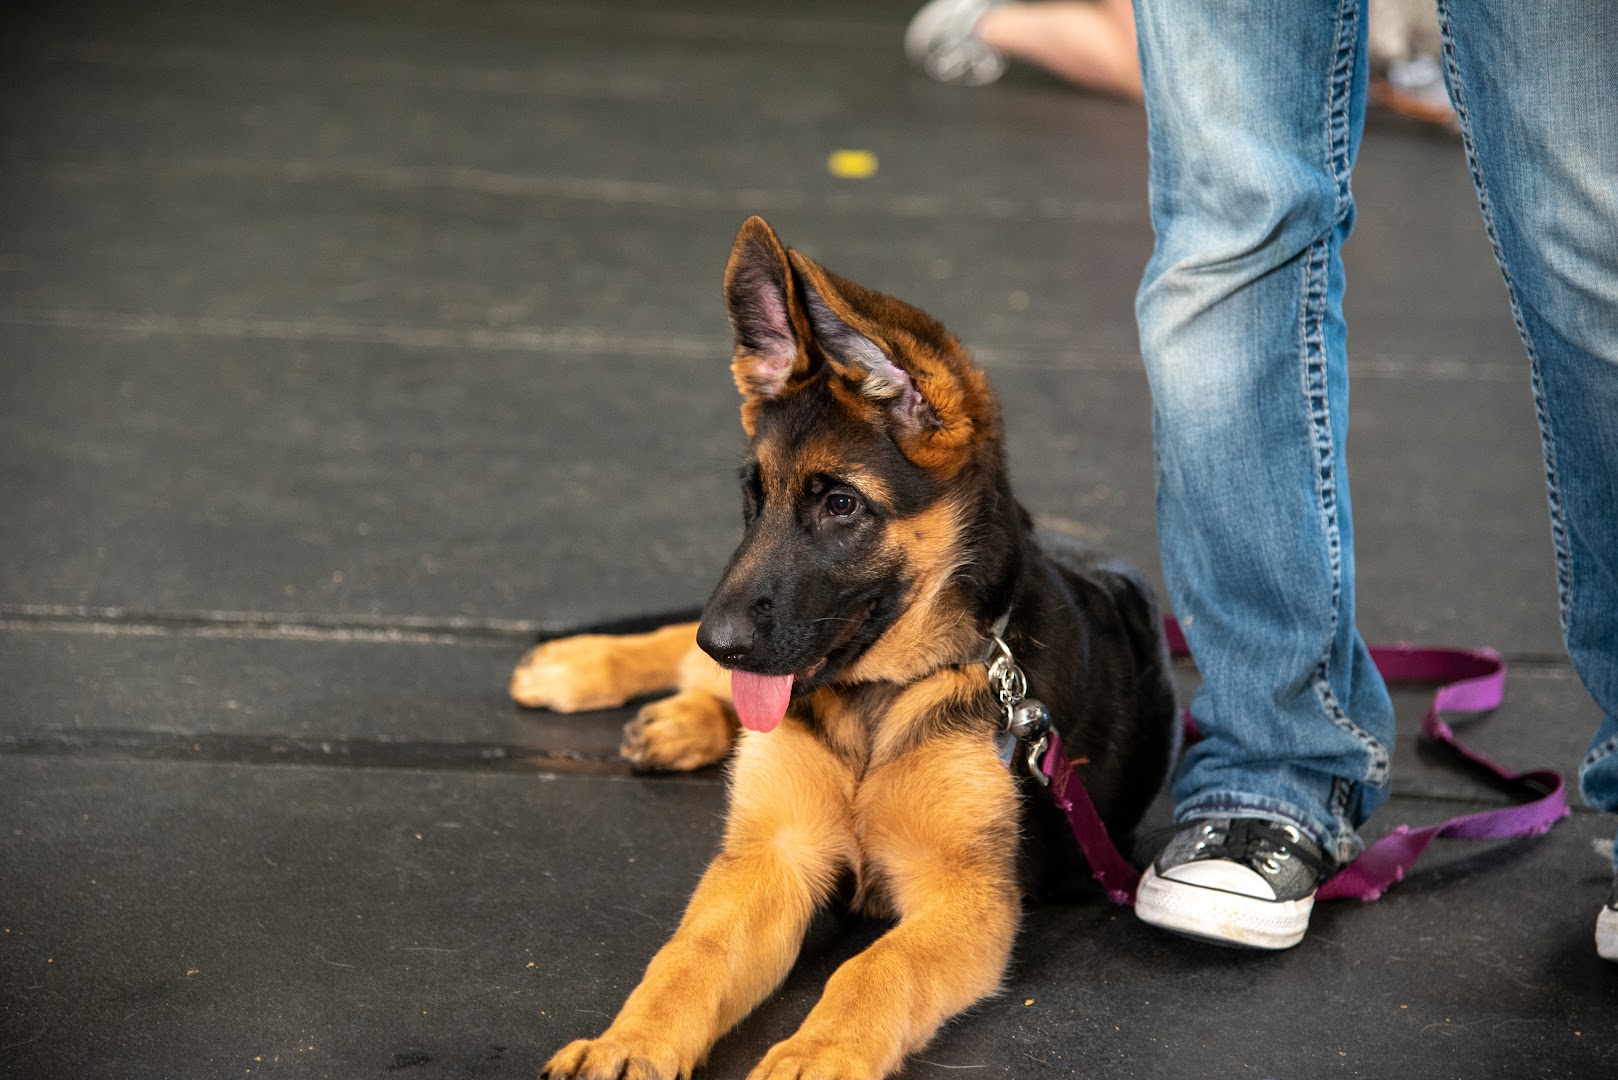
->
[544, 723, 857, 1080]
[749, 735, 1020, 1080]
[620, 641, 741, 772]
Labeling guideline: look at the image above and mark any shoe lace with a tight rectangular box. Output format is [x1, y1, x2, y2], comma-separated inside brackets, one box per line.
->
[1194, 819, 1332, 879]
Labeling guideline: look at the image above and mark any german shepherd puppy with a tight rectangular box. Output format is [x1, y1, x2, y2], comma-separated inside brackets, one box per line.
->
[515, 217, 1177, 1079]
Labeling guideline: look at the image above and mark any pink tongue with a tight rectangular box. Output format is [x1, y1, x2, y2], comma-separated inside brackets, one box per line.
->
[730, 670, 794, 733]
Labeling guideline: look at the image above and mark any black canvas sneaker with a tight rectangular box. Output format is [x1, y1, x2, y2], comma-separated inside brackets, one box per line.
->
[1135, 817, 1331, 950]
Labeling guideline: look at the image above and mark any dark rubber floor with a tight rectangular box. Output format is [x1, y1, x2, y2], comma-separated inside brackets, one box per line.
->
[2, 1, 1613, 1077]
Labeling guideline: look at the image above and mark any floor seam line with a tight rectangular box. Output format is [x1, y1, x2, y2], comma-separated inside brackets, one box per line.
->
[0, 304, 1532, 380]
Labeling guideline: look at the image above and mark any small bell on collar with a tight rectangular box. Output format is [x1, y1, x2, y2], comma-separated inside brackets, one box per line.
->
[1008, 698, 1051, 740]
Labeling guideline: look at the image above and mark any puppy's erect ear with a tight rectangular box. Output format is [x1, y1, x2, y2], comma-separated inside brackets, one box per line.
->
[724, 217, 812, 411]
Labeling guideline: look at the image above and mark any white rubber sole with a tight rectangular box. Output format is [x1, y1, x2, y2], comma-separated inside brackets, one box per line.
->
[1135, 864, 1314, 950]
[1598, 905, 1618, 962]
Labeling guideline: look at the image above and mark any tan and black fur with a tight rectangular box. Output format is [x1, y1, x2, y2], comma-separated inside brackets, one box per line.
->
[514, 217, 1177, 1080]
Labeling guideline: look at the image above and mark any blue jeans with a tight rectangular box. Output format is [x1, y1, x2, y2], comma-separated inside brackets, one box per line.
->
[1132, 0, 1618, 868]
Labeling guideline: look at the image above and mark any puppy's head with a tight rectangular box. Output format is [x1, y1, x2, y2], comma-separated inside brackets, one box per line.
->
[699, 217, 1007, 729]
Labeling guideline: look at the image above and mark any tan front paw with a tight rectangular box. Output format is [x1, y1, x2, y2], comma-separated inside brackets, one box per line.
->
[541, 1034, 684, 1080]
[620, 691, 737, 772]
[511, 636, 629, 712]
[747, 1037, 881, 1080]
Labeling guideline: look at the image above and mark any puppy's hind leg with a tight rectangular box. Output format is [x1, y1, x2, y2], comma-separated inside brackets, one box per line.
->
[510, 622, 697, 712]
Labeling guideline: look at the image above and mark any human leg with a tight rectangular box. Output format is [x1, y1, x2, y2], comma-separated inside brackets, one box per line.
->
[1127, 0, 1392, 945]
[978, 0, 1141, 98]
[905, 0, 1142, 98]
[1436, 0, 1618, 954]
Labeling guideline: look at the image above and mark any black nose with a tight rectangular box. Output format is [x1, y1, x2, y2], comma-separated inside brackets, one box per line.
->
[697, 607, 755, 666]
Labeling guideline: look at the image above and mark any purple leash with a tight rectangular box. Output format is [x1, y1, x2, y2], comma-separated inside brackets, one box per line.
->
[1039, 617, 1570, 906]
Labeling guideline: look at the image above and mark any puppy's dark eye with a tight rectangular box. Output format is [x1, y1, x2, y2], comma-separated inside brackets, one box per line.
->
[825, 493, 860, 517]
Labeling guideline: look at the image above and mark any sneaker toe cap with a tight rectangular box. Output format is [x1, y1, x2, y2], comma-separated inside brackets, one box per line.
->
[1159, 859, 1279, 900]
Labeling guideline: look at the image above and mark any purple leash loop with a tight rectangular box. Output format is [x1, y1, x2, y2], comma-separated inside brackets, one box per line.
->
[1038, 617, 1570, 907]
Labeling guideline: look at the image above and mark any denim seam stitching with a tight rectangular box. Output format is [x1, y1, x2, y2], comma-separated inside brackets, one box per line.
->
[1315, 679, 1390, 785]
[1435, 0, 1575, 642]
[1301, 0, 1362, 775]
[1299, 0, 1387, 817]
[1300, 239, 1339, 638]
[1311, 0, 1361, 632]
[1325, 0, 1360, 222]
[1584, 735, 1618, 772]
[1329, 778, 1351, 820]
[1328, 778, 1361, 863]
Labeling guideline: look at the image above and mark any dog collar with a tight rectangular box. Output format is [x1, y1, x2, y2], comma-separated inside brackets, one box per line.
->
[972, 608, 1013, 663]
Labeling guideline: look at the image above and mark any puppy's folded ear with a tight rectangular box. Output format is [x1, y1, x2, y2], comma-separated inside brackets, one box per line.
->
[724, 216, 813, 415]
[795, 269, 939, 438]
[789, 253, 998, 475]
